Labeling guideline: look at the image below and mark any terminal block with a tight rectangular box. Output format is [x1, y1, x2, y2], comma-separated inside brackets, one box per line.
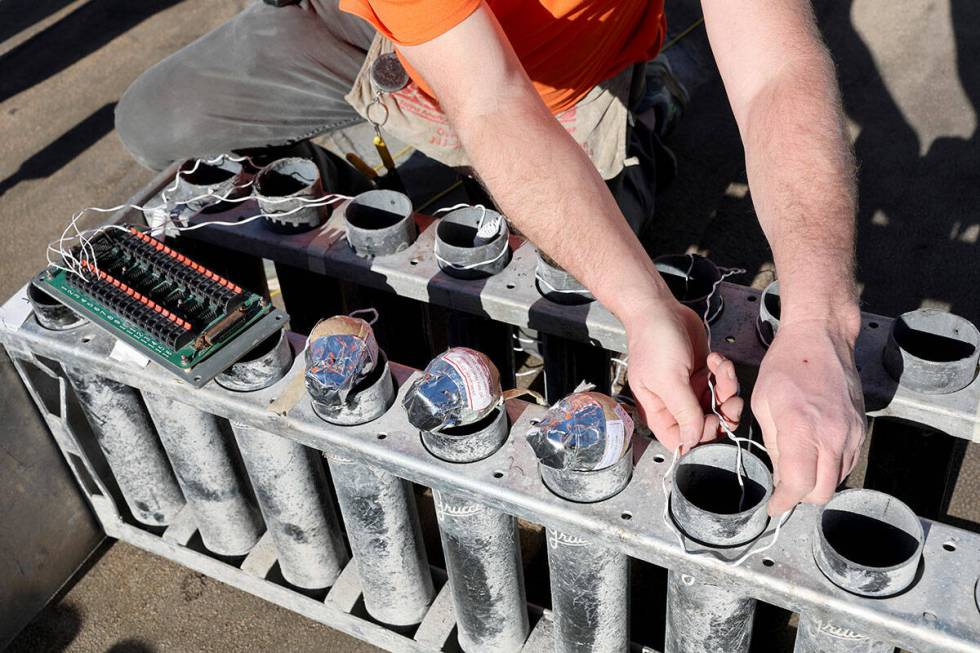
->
[35, 226, 287, 386]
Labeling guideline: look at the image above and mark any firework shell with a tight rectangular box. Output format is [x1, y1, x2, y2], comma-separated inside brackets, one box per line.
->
[304, 315, 380, 405]
[526, 391, 634, 471]
[403, 347, 502, 432]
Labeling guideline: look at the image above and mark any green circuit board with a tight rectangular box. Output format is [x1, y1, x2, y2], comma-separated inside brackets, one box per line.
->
[36, 226, 286, 383]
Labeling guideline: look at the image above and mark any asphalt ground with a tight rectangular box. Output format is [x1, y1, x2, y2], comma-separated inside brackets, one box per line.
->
[1, 0, 978, 651]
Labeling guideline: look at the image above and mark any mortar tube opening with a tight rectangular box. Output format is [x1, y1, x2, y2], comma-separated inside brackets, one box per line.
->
[655, 255, 722, 304]
[437, 220, 483, 248]
[892, 315, 977, 363]
[237, 330, 286, 363]
[179, 159, 240, 186]
[438, 406, 502, 436]
[764, 291, 781, 322]
[28, 281, 60, 306]
[674, 464, 768, 515]
[346, 192, 412, 230]
[818, 491, 924, 571]
[256, 159, 319, 197]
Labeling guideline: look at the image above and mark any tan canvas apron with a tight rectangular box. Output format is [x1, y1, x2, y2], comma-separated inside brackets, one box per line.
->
[345, 34, 632, 180]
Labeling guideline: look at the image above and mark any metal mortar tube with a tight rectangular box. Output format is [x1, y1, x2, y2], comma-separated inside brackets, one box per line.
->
[326, 453, 435, 626]
[30, 283, 187, 527]
[143, 392, 264, 556]
[422, 406, 530, 652]
[665, 443, 774, 653]
[64, 367, 186, 526]
[794, 489, 924, 653]
[542, 452, 633, 653]
[313, 358, 434, 625]
[218, 332, 349, 589]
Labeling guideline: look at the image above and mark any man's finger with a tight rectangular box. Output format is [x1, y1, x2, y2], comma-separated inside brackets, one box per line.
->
[633, 387, 682, 452]
[802, 449, 841, 505]
[768, 434, 819, 516]
[707, 353, 739, 402]
[658, 381, 706, 451]
[717, 395, 744, 430]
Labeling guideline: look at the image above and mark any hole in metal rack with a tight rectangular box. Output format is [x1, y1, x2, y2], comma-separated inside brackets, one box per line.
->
[506, 283, 516, 290]
[762, 558, 775, 567]
[377, 433, 388, 440]
[621, 511, 633, 521]
[193, 376, 202, 383]
[410, 258, 419, 266]
[869, 322, 879, 329]
[81, 335, 93, 343]
[653, 454, 666, 464]
[725, 336, 736, 344]
[529, 418, 541, 426]
[943, 541, 957, 552]
[493, 470, 505, 479]
[747, 295, 757, 303]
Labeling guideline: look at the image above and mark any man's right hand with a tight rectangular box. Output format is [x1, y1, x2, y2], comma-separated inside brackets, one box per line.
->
[625, 298, 743, 453]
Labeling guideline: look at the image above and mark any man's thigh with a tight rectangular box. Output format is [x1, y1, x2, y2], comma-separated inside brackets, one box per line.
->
[116, 0, 375, 169]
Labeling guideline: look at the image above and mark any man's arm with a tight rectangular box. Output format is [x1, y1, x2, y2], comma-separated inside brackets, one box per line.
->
[398, 3, 742, 449]
[701, 0, 867, 514]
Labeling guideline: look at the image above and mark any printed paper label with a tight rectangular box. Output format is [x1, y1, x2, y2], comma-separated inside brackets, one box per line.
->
[441, 348, 494, 412]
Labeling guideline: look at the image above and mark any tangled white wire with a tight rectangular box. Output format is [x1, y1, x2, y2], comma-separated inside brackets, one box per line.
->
[658, 255, 794, 567]
[47, 154, 350, 282]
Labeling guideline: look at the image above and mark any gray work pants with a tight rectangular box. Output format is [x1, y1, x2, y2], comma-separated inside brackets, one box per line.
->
[115, 1, 374, 170]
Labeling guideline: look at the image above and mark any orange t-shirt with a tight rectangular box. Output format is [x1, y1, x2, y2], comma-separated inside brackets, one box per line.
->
[340, 0, 666, 114]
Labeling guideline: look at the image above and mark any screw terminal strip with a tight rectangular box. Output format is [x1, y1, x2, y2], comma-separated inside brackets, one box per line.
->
[35, 226, 288, 386]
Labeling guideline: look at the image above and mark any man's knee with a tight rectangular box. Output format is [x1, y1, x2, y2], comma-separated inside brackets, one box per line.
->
[115, 62, 199, 171]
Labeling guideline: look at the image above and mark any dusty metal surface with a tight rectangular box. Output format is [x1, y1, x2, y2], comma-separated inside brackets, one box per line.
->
[547, 526, 630, 653]
[344, 190, 417, 258]
[64, 365, 185, 527]
[326, 454, 435, 626]
[5, 300, 980, 652]
[420, 405, 510, 464]
[434, 490, 529, 651]
[669, 443, 772, 547]
[143, 392, 264, 556]
[233, 422, 349, 590]
[539, 447, 634, 504]
[883, 309, 980, 395]
[424, 402, 530, 651]
[665, 570, 754, 653]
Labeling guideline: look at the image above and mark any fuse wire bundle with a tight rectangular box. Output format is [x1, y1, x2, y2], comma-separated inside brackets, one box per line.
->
[47, 154, 350, 282]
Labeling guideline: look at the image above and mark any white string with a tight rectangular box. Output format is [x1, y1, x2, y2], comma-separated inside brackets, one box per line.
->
[47, 154, 350, 282]
[348, 308, 379, 325]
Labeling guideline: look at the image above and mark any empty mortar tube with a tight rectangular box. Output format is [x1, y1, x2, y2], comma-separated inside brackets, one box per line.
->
[655, 254, 725, 323]
[421, 406, 530, 652]
[756, 280, 780, 347]
[540, 449, 633, 653]
[143, 392, 264, 556]
[28, 283, 186, 527]
[171, 156, 249, 213]
[664, 443, 774, 653]
[882, 308, 980, 395]
[217, 331, 349, 589]
[255, 157, 329, 233]
[344, 189, 417, 258]
[535, 252, 594, 305]
[313, 352, 435, 625]
[434, 206, 510, 280]
[795, 489, 924, 653]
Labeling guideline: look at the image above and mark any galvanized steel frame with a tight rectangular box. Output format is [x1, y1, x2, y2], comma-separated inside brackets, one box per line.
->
[3, 310, 979, 653]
